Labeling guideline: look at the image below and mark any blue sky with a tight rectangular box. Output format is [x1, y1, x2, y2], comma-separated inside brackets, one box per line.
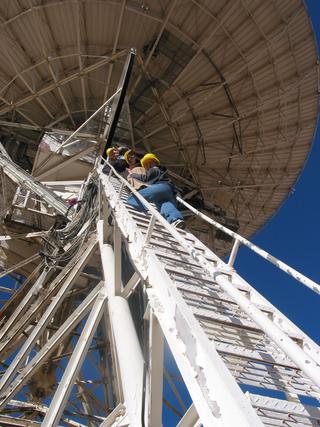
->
[236, 0, 320, 345]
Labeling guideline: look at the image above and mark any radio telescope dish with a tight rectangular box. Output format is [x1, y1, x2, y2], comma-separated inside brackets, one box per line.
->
[0, 0, 317, 254]
[0, 1, 318, 425]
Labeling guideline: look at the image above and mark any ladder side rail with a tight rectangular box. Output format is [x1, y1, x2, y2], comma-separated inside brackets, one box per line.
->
[97, 164, 225, 272]
[99, 168, 264, 427]
[145, 260, 265, 427]
[189, 226, 320, 365]
[98, 163, 320, 351]
[230, 267, 320, 365]
[212, 270, 320, 388]
[98, 165, 320, 390]
[175, 200, 320, 364]
[179, 228, 320, 365]
[177, 196, 320, 295]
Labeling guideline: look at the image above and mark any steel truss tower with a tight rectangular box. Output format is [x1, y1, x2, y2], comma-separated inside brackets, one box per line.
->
[0, 55, 320, 426]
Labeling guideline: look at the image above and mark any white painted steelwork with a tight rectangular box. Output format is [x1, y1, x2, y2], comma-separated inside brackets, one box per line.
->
[0, 267, 49, 344]
[0, 0, 317, 254]
[0, 232, 47, 242]
[0, 254, 40, 279]
[42, 287, 107, 426]
[0, 284, 102, 410]
[0, 72, 319, 427]
[0, 153, 70, 217]
[0, 238, 97, 394]
[108, 296, 144, 427]
[59, 87, 122, 152]
[96, 163, 320, 426]
[178, 197, 320, 295]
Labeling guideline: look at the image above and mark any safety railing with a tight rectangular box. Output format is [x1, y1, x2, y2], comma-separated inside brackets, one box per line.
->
[97, 159, 320, 393]
[98, 159, 218, 266]
[99, 159, 320, 296]
[98, 162, 265, 426]
[177, 196, 320, 295]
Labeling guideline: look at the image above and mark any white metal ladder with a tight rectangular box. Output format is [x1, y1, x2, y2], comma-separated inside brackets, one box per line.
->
[98, 165, 320, 427]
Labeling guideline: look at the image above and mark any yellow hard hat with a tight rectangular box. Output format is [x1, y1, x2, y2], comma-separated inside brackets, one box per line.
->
[141, 153, 160, 168]
[106, 147, 115, 157]
[124, 150, 133, 164]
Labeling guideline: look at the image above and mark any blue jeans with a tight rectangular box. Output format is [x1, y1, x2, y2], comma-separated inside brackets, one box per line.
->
[126, 183, 183, 224]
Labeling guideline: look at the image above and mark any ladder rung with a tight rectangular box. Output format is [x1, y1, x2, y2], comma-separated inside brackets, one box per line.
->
[249, 393, 320, 426]
[99, 167, 320, 425]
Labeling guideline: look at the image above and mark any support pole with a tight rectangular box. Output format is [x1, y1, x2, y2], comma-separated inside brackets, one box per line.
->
[108, 296, 144, 427]
[97, 221, 116, 298]
[148, 311, 164, 426]
[114, 224, 122, 295]
[228, 239, 241, 267]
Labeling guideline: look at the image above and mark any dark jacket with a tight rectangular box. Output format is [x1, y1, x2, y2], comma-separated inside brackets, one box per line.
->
[102, 158, 127, 174]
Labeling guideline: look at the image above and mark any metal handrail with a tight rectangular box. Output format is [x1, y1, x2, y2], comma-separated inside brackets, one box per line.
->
[99, 159, 320, 295]
[98, 161, 320, 392]
[98, 161, 219, 270]
[177, 196, 320, 295]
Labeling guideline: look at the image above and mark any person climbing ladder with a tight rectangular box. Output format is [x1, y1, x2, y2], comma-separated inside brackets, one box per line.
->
[126, 153, 185, 229]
